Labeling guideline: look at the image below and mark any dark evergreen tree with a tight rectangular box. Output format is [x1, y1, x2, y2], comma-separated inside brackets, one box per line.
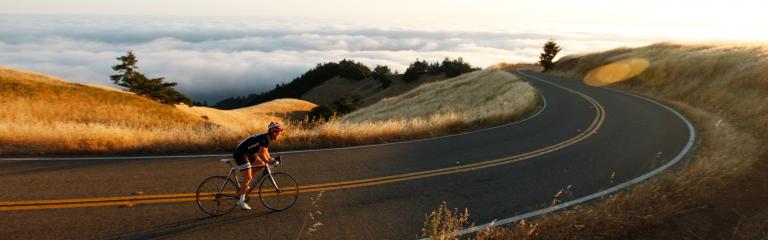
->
[110, 51, 142, 90]
[403, 59, 429, 82]
[213, 59, 371, 109]
[440, 57, 479, 77]
[214, 57, 480, 109]
[427, 61, 442, 75]
[372, 65, 392, 89]
[403, 57, 478, 82]
[539, 39, 561, 72]
[338, 59, 371, 80]
[110, 51, 191, 105]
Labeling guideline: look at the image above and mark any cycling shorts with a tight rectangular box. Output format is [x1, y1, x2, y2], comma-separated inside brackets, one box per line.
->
[233, 150, 257, 170]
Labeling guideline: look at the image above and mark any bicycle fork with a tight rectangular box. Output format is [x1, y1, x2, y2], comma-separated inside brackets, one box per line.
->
[265, 165, 281, 193]
[222, 169, 239, 200]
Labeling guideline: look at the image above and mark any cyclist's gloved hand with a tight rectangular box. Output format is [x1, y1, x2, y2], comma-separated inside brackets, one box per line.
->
[271, 155, 282, 167]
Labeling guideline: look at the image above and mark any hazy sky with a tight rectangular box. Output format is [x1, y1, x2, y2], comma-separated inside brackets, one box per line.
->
[3, 0, 766, 39]
[1, 1, 765, 103]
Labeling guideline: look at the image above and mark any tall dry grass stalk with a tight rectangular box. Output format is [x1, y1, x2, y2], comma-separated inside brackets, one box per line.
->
[428, 42, 768, 239]
[421, 202, 472, 240]
[0, 66, 540, 155]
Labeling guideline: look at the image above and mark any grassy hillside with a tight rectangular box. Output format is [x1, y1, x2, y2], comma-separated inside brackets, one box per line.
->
[425, 43, 768, 239]
[301, 73, 448, 107]
[0, 66, 314, 155]
[281, 68, 540, 148]
[0, 66, 204, 154]
[343, 68, 537, 123]
[176, 98, 316, 133]
[1, 65, 541, 156]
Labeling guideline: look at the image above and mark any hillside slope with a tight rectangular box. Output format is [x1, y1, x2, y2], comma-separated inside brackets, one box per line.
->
[343, 68, 538, 123]
[281, 68, 541, 148]
[1, 65, 540, 156]
[301, 74, 448, 107]
[475, 43, 768, 239]
[0, 66, 314, 155]
[176, 98, 316, 133]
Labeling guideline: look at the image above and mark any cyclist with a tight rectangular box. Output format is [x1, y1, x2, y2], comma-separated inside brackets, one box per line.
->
[233, 121, 285, 210]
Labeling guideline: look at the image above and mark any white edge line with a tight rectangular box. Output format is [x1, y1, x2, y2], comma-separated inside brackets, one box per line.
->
[421, 71, 697, 239]
[0, 76, 548, 161]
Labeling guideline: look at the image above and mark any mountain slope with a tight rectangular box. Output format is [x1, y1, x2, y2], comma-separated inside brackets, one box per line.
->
[176, 98, 316, 133]
[1, 64, 539, 156]
[0, 66, 314, 155]
[301, 73, 448, 107]
[342, 68, 538, 123]
[281, 68, 541, 149]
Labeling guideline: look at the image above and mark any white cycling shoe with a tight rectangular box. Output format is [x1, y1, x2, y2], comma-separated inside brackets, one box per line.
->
[236, 201, 252, 210]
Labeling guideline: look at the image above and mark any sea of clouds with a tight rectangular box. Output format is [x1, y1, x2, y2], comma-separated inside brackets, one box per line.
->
[0, 14, 658, 103]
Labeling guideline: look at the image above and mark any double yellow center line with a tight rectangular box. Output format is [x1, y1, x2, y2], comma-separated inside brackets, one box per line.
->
[0, 74, 605, 211]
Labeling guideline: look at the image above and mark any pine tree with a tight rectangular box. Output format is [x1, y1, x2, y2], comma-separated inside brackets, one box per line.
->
[110, 51, 191, 105]
[539, 39, 562, 72]
[110, 51, 142, 90]
[372, 65, 392, 89]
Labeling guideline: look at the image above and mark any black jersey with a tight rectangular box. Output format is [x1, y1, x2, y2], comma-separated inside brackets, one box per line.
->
[234, 133, 270, 154]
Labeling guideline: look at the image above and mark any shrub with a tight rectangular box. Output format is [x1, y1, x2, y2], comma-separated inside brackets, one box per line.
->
[404, 57, 479, 82]
[372, 65, 393, 88]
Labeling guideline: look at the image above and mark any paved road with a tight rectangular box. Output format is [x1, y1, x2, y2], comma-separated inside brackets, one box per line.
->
[0, 70, 693, 239]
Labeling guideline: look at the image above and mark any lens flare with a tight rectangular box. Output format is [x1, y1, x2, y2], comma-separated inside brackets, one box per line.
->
[584, 58, 649, 87]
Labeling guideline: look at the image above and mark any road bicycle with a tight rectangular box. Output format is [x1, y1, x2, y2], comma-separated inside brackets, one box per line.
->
[195, 155, 299, 216]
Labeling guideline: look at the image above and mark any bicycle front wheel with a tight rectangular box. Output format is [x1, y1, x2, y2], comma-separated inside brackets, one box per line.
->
[259, 172, 299, 211]
[196, 176, 239, 216]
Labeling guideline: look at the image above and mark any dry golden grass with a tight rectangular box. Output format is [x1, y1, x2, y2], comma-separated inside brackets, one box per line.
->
[0, 66, 315, 155]
[731, 209, 768, 240]
[176, 99, 317, 134]
[343, 68, 538, 124]
[422, 202, 473, 240]
[420, 42, 768, 239]
[0, 66, 207, 154]
[0, 66, 541, 155]
[279, 68, 541, 149]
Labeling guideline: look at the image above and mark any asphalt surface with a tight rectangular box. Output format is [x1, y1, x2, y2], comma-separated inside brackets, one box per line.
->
[0, 70, 693, 239]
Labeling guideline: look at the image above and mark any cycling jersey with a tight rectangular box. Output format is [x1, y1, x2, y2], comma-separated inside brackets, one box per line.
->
[233, 133, 271, 167]
[235, 133, 271, 154]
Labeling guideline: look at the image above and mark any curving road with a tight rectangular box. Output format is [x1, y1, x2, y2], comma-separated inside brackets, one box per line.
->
[0, 70, 694, 239]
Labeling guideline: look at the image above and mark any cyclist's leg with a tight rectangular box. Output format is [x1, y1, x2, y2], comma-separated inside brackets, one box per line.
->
[234, 151, 253, 197]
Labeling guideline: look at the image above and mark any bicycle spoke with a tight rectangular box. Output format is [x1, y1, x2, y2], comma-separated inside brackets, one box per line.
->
[259, 173, 298, 211]
[196, 176, 238, 216]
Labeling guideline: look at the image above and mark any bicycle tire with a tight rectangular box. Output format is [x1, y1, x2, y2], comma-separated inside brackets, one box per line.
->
[258, 172, 299, 211]
[196, 176, 239, 216]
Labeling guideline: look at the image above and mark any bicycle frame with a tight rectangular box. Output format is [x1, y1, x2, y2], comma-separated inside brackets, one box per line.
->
[219, 160, 282, 197]
[196, 158, 296, 215]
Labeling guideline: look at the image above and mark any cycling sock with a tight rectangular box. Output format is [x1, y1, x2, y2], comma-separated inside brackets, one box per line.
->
[239, 194, 246, 202]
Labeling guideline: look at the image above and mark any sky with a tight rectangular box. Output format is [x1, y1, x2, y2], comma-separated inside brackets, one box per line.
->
[1, 0, 766, 103]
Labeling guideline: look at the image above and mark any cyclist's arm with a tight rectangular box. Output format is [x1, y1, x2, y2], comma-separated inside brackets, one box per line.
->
[257, 146, 272, 165]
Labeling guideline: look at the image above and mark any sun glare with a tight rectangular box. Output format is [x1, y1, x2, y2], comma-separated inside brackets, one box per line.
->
[583, 58, 649, 87]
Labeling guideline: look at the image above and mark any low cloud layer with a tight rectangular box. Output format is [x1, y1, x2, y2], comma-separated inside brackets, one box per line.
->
[0, 14, 656, 103]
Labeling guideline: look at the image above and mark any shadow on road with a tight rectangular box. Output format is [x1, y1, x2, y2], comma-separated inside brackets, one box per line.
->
[0, 159, 142, 176]
[98, 211, 276, 240]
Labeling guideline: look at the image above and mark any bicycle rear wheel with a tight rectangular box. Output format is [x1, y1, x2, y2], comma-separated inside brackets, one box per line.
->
[259, 172, 299, 211]
[196, 176, 239, 216]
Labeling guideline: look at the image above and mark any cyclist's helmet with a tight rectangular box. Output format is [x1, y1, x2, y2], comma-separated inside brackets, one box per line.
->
[268, 122, 285, 133]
